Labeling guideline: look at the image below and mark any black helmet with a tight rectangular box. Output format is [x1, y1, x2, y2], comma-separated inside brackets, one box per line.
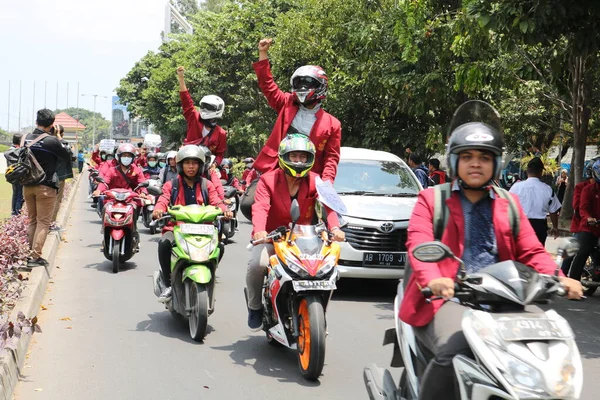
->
[220, 158, 233, 169]
[584, 156, 600, 179]
[446, 100, 504, 184]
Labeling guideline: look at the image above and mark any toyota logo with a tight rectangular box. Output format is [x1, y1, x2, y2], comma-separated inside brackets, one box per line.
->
[380, 222, 394, 233]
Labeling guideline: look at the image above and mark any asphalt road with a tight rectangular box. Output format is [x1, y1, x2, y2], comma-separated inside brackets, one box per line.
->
[14, 179, 600, 400]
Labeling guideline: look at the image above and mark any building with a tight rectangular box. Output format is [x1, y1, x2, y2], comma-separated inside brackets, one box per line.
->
[54, 112, 86, 147]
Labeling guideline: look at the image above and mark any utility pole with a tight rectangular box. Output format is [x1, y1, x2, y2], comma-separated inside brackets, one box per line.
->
[7, 81, 10, 133]
[32, 81, 36, 127]
[18, 80, 22, 132]
[81, 93, 108, 148]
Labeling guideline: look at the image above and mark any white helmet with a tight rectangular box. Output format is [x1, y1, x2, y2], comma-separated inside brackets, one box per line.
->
[197, 95, 225, 120]
[165, 150, 177, 162]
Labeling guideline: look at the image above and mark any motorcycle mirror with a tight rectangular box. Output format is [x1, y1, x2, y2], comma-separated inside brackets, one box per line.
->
[338, 215, 349, 228]
[557, 237, 580, 258]
[95, 177, 106, 184]
[290, 199, 301, 223]
[139, 181, 150, 188]
[412, 241, 454, 263]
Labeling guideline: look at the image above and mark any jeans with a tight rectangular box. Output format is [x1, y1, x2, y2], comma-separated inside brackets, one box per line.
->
[158, 231, 175, 286]
[246, 243, 274, 310]
[11, 183, 24, 215]
[52, 180, 66, 222]
[568, 231, 599, 281]
[23, 185, 58, 259]
[78, 161, 84, 174]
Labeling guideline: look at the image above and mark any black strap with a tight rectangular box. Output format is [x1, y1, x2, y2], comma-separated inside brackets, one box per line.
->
[170, 177, 209, 206]
[116, 166, 135, 190]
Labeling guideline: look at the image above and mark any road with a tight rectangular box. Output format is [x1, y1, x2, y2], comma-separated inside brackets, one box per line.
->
[14, 180, 600, 399]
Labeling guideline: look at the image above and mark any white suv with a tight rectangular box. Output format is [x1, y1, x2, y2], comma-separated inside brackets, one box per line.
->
[335, 147, 421, 279]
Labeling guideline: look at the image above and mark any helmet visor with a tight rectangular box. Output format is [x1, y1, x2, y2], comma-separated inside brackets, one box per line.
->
[448, 100, 502, 136]
[292, 76, 320, 91]
[200, 102, 220, 112]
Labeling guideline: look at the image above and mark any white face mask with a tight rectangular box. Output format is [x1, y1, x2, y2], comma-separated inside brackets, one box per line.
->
[120, 157, 133, 167]
[224, 168, 230, 175]
[148, 161, 157, 168]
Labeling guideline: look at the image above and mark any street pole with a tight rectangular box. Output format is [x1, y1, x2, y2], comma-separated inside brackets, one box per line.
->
[7, 80, 10, 133]
[18, 80, 21, 133]
[32, 81, 36, 127]
[82, 93, 108, 148]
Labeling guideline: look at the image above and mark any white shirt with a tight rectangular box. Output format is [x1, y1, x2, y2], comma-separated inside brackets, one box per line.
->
[290, 103, 321, 135]
[509, 177, 561, 219]
[202, 126, 211, 138]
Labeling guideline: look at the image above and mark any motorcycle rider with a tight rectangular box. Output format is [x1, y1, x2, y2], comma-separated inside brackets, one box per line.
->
[152, 145, 233, 302]
[247, 134, 345, 331]
[241, 157, 258, 190]
[220, 158, 241, 190]
[252, 38, 341, 183]
[566, 159, 600, 282]
[398, 102, 583, 400]
[143, 152, 162, 179]
[157, 152, 167, 170]
[200, 146, 226, 200]
[177, 66, 227, 166]
[159, 150, 178, 184]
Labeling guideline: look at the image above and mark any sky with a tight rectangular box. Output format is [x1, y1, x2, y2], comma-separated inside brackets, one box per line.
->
[0, 0, 169, 132]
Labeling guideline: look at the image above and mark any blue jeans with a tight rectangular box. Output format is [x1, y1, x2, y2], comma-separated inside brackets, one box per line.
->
[11, 183, 24, 215]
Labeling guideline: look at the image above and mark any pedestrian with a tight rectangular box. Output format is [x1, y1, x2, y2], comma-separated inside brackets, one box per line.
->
[408, 154, 430, 188]
[556, 169, 568, 205]
[77, 149, 85, 173]
[50, 125, 74, 231]
[509, 157, 561, 246]
[23, 109, 70, 267]
[428, 158, 448, 185]
[3, 133, 25, 215]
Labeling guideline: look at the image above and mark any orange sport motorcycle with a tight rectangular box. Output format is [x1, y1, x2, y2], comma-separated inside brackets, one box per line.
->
[245, 200, 341, 380]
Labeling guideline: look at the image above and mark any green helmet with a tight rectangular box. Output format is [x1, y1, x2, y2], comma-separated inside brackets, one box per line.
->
[277, 134, 316, 178]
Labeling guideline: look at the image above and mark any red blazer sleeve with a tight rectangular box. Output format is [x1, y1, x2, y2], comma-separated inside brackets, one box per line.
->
[133, 167, 148, 194]
[253, 59, 288, 112]
[97, 170, 112, 193]
[155, 180, 173, 213]
[321, 119, 342, 183]
[579, 184, 595, 220]
[251, 177, 271, 235]
[92, 150, 101, 166]
[510, 194, 562, 276]
[573, 184, 583, 217]
[211, 170, 225, 199]
[181, 90, 202, 144]
[324, 204, 340, 228]
[405, 192, 444, 288]
[205, 180, 227, 212]
[213, 129, 227, 166]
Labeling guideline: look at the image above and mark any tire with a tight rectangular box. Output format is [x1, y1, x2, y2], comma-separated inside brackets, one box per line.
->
[187, 281, 209, 342]
[581, 255, 598, 296]
[222, 223, 230, 245]
[297, 295, 326, 380]
[150, 224, 157, 235]
[112, 240, 120, 273]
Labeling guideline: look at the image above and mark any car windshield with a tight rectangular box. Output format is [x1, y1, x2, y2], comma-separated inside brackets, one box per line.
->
[334, 159, 420, 196]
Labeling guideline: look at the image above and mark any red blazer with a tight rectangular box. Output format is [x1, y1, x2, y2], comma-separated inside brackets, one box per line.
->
[180, 90, 227, 165]
[97, 164, 148, 195]
[570, 180, 592, 233]
[155, 175, 227, 232]
[399, 187, 561, 327]
[252, 59, 341, 183]
[99, 159, 118, 178]
[135, 153, 148, 168]
[251, 169, 340, 235]
[578, 182, 600, 236]
[242, 168, 259, 191]
[209, 169, 225, 199]
[91, 150, 101, 166]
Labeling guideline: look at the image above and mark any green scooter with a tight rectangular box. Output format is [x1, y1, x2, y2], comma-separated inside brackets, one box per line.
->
[151, 204, 224, 341]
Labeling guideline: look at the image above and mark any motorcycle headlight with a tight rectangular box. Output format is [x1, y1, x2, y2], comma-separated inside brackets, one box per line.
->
[490, 347, 546, 395]
[286, 258, 310, 278]
[315, 255, 337, 278]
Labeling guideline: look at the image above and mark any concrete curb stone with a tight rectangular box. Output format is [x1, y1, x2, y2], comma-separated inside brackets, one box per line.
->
[0, 173, 83, 400]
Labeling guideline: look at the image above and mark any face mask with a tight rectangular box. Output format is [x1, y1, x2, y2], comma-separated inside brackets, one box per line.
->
[101, 154, 107, 161]
[201, 118, 217, 128]
[120, 157, 133, 167]
[224, 168, 230, 175]
[107, 156, 115, 161]
[159, 161, 167, 168]
[148, 161, 157, 168]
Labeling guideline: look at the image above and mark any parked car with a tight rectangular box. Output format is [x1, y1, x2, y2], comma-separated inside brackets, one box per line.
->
[335, 147, 421, 280]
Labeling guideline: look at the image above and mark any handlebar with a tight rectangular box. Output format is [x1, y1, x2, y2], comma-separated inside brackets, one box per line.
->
[149, 214, 227, 227]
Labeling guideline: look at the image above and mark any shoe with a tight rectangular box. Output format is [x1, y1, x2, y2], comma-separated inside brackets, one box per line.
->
[27, 258, 49, 268]
[247, 308, 263, 332]
[158, 287, 172, 303]
[91, 203, 97, 209]
[49, 223, 61, 231]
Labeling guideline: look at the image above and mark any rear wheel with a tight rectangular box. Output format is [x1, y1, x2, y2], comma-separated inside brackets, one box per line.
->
[581, 255, 599, 296]
[297, 295, 326, 380]
[112, 240, 120, 273]
[187, 281, 209, 342]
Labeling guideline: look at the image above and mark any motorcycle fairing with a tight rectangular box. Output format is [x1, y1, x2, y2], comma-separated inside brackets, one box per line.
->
[110, 229, 125, 241]
[182, 264, 212, 284]
[453, 355, 509, 400]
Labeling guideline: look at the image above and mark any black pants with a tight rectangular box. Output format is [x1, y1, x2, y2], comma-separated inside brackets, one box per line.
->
[11, 183, 24, 215]
[529, 218, 548, 246]
[158, 231, 175, 287]
[568, 231, 599, 281]
[561, 232, 581, 275]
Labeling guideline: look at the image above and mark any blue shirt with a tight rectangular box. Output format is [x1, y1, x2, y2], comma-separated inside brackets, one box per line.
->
[77, 153, 85, 162]
[413, 167, 429, 188]
[459, 189, 498, 273]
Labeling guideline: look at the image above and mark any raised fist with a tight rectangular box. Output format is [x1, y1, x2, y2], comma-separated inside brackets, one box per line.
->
[258, 38, 273, 52]
[176, 66, 185, 78]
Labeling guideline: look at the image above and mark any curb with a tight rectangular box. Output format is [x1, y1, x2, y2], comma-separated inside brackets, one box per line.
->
[0, 173, 83, 400]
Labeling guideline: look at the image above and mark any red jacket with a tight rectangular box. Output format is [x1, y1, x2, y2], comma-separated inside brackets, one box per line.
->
[252, 59, 341, 183]
[155, 175, 227, 232]
[91, 150, 102, 166]
[570, 180, 592, 233]
[99, 159, 118, 178]
[578, 182, 600, 236]
[136, 153, 148, 168]
[97, 164, 148, 195]
[399, 187, 561, 327]
[180, 90, 227, 165]
[252, 169, 340, 235]
[209, 169, 225, 199]
[242, 168, 259, 191]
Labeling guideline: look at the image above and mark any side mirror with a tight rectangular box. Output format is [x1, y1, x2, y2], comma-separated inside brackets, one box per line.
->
[95, 177, 106, 184]
[557, 237, 580, 258]
[412, 241, 454, 263]
[338, 215, 349, 228]
[139, 181, 150, 188]
[290, 199, 301, 223]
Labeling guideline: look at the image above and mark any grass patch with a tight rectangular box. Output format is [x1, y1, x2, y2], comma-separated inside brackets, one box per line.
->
[0, 175, 12, 219]
[0, 144, 9, 152]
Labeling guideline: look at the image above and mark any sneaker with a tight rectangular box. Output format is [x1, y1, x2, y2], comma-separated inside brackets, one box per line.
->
[158, 287, 172, 303]
[90, 203, 97, 209]
[27, 258, 49, 268]
[247, 308, 263, 332]
[49, 223, 61, 231]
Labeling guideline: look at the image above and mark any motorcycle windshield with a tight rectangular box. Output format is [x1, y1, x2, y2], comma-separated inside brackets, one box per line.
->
[476, 261, 541, 304]
[292, 225, 323, 255]
[448, 100, 502, 136]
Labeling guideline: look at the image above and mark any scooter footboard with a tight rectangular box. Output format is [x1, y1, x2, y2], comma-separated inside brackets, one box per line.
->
[363, 363, 398, 400]
[453, 355, 509, 400]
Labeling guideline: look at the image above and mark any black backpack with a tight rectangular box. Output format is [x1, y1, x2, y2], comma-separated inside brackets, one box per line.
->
[5, 134, 49, 186]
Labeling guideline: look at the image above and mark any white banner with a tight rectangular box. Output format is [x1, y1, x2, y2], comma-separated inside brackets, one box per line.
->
[315, 176, 347, 214]
[99, 139, 116, 152]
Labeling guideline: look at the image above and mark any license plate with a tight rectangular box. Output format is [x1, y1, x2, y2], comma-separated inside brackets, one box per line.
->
[292, 280, 336, 291]
[362, 252, 406, 267]
[110, 207, 129, 213]
[180, 223, 215, 235]
[497, 318, 571, 341]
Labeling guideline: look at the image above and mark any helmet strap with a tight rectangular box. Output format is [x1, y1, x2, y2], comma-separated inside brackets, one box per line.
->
[458, 178, 492, 192]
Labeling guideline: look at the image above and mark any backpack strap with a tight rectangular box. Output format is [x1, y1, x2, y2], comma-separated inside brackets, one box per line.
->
[432, 183, 452, 240]
[491, 186, 520, 240]
[170, 177, 209, 206]
[22, 133, 49, 148]
[199, 177, 209, 206]
[170, 177, 179, 205]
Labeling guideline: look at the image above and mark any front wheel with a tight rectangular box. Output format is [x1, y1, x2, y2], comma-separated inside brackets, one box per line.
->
[187, 281, 209, 342]
[112, 240, 120, 273]
[297, 296, 326, 380]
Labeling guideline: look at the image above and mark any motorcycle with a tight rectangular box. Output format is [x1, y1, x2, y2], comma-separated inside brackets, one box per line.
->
[363, 238, 583, 400]
[151, 205, 225, 342]
[139, 178, 163, 235]
[245, 199, 341, 380]
[220, 179, 241, 244]
[580, 221, 600, 296]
